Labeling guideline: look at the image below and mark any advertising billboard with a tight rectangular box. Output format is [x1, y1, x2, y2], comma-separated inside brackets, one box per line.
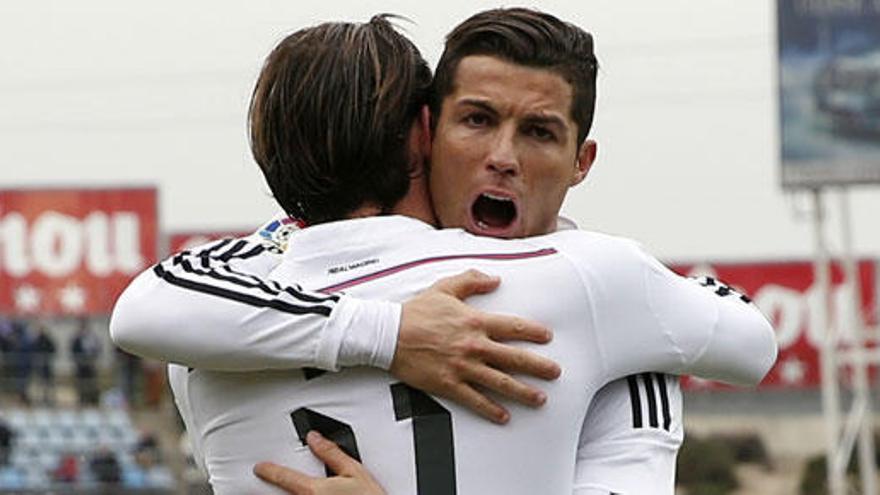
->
[673, 260, 878, 390]
[778, 0, 880, 187]
[0, 188, 158, 316]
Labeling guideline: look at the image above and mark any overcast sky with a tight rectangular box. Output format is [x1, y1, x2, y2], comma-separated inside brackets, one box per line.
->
[2, 0, 878, 262]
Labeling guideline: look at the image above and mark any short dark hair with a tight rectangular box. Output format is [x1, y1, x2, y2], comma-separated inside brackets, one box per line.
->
[249, 15, 432, 224]
[432, 8, 598, 144]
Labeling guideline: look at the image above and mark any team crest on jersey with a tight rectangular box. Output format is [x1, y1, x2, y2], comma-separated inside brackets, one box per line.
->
[258, 216, 305, 253]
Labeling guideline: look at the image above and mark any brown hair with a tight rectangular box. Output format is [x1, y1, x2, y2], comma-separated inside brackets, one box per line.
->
[249, 15, 432, 224]
[432, 8, 598, 144]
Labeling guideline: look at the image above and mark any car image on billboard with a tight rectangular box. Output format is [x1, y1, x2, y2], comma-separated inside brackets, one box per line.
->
[813, 47, 880, 136]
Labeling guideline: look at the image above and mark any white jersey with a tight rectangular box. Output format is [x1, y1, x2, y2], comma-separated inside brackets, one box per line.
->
[573, 375, 683, 494]
[115, 215, 693, 493]
[167, 216, 775, 495]
[111, 216, 401, 372]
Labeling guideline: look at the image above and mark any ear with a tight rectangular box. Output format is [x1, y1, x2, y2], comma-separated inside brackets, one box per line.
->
[407, 105, 433, 176]
[419, 105, 432, 157]
[571, 139, 597, 186]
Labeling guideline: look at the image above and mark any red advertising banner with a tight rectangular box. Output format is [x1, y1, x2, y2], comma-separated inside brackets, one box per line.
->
[671, 260, 878, 390]
[0, 188, 158, 316]
[167, 230, 251, 256]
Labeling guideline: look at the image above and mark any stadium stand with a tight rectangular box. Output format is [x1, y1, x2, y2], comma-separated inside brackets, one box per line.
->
[0, 407, 174, 493]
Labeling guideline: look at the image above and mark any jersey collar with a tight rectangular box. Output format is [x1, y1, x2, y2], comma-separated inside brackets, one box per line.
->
[281, 215, 436, 260]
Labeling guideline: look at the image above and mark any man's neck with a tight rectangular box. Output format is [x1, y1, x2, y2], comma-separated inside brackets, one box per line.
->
[347, 204, 382, 219]
[391, 172, 439, 227]
[344, 202, 435, 226]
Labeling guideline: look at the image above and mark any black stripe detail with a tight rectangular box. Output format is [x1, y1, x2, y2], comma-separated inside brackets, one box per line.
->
[197, 238, 233, 267]
[191, 237, 254, 267]
[217, 239, 249, 261]
[235, 244, 266, 260]
[170, 254, 339, 304]
[189, 238, 265, 262]
[655, 373, 672, 431]
[282, 285, 340, 304]
[642, 373, 659, 428]
[153, 264, 331, 316]
[202, 261, 338, 305]
[177, 255, 282, 297]
[199, 238, 233, 255]
[626, 375, 642, 429]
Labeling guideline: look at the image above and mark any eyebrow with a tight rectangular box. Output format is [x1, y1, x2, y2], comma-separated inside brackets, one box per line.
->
[522, 114, 567, 130]
[457, 98, 498, 116]
[457, 98, 568, 129]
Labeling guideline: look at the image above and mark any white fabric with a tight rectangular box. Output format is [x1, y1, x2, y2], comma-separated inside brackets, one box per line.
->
[172, 215, 775, 495]
[110, 222, 401, 372]
[575, 374, 684, 494]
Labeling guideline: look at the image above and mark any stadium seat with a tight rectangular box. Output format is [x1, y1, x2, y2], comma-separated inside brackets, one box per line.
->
[0, 466, 25, 490]
[0, 407, 174, 491]
[4, 410, 27, 430]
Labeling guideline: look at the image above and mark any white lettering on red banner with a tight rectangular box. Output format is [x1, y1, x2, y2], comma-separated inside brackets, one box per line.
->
[0, 188, 157, 316]
[674, 260, 877, 390]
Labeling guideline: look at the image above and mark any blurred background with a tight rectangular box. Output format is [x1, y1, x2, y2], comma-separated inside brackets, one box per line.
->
[1, 0, 879, 493]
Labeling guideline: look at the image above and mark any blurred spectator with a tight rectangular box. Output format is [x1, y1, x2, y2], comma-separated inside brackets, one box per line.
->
[0, 418, 13, 466]
[143, 358, 166, 408]
[31, 323, 56, 405]
[0, 318, 11, 394]
[134, 431, 160, 464]
[90, 448, 121, 484]
[71, 319, 101, 405]
[7, 320, 33, 405]
[133, 432, 174, 489]
[115, 346, 141, 406]
[54, 453, 79, 483]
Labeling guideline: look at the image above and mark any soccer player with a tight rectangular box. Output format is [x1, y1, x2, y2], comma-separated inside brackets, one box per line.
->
[111, 10, 775, 495]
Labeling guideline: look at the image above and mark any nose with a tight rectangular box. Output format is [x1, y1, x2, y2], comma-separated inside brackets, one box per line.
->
[486, 127, 519, 177]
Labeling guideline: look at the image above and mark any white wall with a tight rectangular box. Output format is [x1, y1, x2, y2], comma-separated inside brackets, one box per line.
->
[2, 0, 878, 262]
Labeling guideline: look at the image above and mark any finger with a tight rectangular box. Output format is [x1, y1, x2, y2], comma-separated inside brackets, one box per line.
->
[480, 314, 552, 344]
[464, 363, 547, 407]
[253, 462, 311, 493]
[306, 431, 364, 477]
[430, 270, 500, 299]
[481, 341, 561, 380]
[444, 383, 510, 424]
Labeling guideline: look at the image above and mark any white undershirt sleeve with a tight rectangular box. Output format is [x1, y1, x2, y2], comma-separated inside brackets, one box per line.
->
[331, 297, 401, 370]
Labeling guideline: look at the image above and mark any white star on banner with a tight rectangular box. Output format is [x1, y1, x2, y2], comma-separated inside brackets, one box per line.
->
[14, 285, 42, 312]
[59, 283, 87, 313]
[779, 357, 807, 385]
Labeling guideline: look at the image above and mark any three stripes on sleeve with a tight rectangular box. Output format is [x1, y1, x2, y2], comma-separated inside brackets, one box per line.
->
[152, 237, 339, 317]
[626, 373, 674, 432]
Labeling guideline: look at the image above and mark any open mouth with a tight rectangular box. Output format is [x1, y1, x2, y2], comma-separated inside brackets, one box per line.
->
[471, 192, 518, 231]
